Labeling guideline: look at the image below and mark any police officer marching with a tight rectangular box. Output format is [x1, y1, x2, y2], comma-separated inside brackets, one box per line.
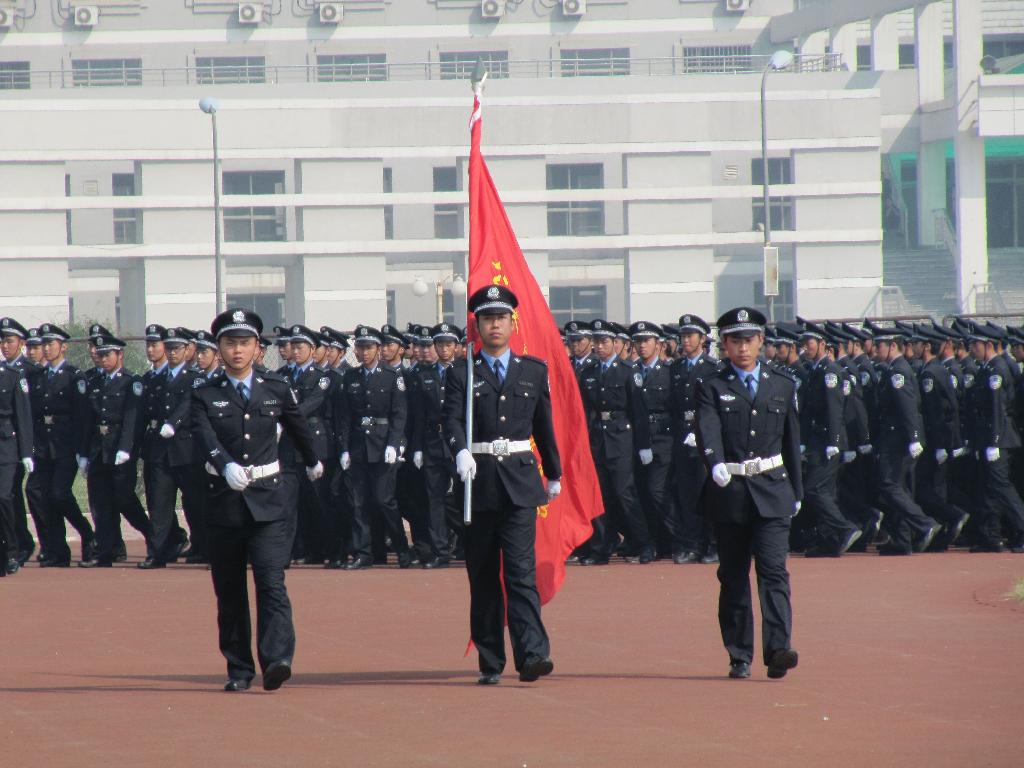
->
[190, 308, 323, 692]
[0, 335, 33, 576]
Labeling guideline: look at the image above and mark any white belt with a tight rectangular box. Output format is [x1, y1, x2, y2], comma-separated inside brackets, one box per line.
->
[471, 439, 532, 457]
[204, 460, 280, 480]
[724, 454, 784, 477]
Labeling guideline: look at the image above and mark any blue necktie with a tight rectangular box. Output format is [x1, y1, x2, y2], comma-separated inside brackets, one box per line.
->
[237, 382, 249, 404]
[745, 374, 756, 398]
[494, 359, 505, 384]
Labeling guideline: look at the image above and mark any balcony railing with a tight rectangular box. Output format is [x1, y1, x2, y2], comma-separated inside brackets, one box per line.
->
[4, 54, 846, 91]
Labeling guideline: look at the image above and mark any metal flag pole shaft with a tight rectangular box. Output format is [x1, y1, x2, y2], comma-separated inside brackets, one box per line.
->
[463, 341, 475, 526]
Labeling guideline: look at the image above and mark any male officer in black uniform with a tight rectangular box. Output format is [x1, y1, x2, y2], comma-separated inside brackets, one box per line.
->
[565, 321, 595, 374]
[78, 333, 154, 568]
[630, 321, 677, 559]
[0, 348, 33, 575]
[26, 323, 97, 567]
[336, 325, 411, 569]
[318, 327, 352, 569]
[192, 308, 322, 692]
[871, 327, 941, 555]
[577, 319, 653, 564]
[797, 320, 862, 557]
[443, 284, 561, 685]
[669, 313, 724, 564]
[409, 321, 463, 569]
[695, 307, 801, 681]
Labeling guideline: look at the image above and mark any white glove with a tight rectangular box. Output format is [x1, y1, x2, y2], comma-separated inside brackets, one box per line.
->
[908, 442, 923, 459]
[383, 445, 398, 464]
[546, 479, 561, 502]
[638, 448, 653, 466]
[683, 432, 697, 448]
[204, 462, 218, 476]
[276, 423, 283, 442]
[935, 449, 948, 465]
[339, 452, 351, 471]
[841, 451, 856, 464]
[114, 450, 130, 466]
[857, 444, 873, 455]
[793, 501, 802, 516]
[799, 444, 806, 455]
[986, 446, 1000, 463]
[77, 455, 89, 477]
[456, 449, 477, 482]
[412, 451, 423, 469]
[224, 462, 250, 492]
[953, 447, 966, 458]
[306, 461, 324, 481]
[22, 457, 33, 474]
[399, 445, 406, 458]
[711, 463, 731, 488]
[159, 423, 175, 439]
[825, 446, 840, 460]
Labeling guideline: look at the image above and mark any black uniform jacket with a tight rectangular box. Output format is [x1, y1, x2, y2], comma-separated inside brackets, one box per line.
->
[0, 365, 33, 465]
[873, 356, 923, 454]
[695, 365, 802, 523]
[442, 353, 561, 512]
[669, 353, 724, 458]
[577, 357, 650, 462]
[160, 366, 207, 466]
[920, 358, 962, 454]
[334, 365, 407, 464]
[191, 371, 318, 526]
[80, 369, 144, 463]
[411, 362, 455, 466]
[32, 362, 87, 460]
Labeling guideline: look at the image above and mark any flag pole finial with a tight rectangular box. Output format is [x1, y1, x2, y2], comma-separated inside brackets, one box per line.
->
[471, 61, 488, 94]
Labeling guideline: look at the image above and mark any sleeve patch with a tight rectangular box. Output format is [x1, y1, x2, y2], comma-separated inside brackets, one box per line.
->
[19, 378, 29, 393]
[922, 377, 934, 394]
[396, 376, 406, 392]
[319, 377, 330, 390]
[633, 372, 643, 387]
[132, 381, 143, 396]
[77, 379, 87, 395]
[824, 372, 838, 389]
[891, 374, 905, 389]
[989, 375, 1002, 390]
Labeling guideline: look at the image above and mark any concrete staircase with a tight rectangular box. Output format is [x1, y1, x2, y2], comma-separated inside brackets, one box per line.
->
[882, 248, 959, 317]
[986, 249, 1024, 313]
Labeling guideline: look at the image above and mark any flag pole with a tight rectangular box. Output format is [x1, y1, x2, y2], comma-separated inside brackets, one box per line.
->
[463, 340, 474, 526]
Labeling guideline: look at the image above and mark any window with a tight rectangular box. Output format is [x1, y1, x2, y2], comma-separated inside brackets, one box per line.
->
[547, 163, 604, 237]
[195, 56, 265, 85]
[383, 167, 394, 240]
[227, 293, 285, 330]
[898, 43, 915, 70]
[71, 58, 142, 87]
[441, 289, 455, 325]
[983, 36, 1024, 60]
[560, 48, 630, 77]
[549, 286, 607, 326]
[223, 171, 286, 242]
[753, 280, 795, 322]
[439, 51, 510, 80]
[112, 173, 140, 245]
[317, 54, 388, 82]
[65, 174, 72, 246]
[856, 45, 872, 71]
[986, 158, 1024, 249]
[433, 166, 462, 239]
[751, 158, 794, 232]
[681, 45, 753, 73]
[0, 61, 29, 90]
[386, 290, 396, 327]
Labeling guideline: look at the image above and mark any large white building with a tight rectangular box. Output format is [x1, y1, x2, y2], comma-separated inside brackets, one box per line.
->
[0, 0, 1021, 332]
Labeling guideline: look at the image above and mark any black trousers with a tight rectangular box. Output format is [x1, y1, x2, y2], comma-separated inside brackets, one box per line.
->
[876, 452, 936, 551]
[636, 449, 676, 557]
[397, 461, 427, 556]
[209, 515, 295, 681]
[88, 461, 152, 562]
[181, 464, 208, 557]
[421, 461, 455, 560]
[837, 455, 878, 528]
[144, 459, 195, 562]
[803, 453, 856, 548]
[349, 461, 408, 559]
[293, 470, 325, 561]
[12, 461, 39, 553]
[322, 463, 352, 562]
[466, 485, 549, 675]
[974, 454, 1024, 549]
[0, 462, 17, 560]
[713, 495, 793, 666]
[25, 456, 94, 561]
[914, 454, 968, 527]
[674, 453, 714, 555]
[591, 456, 652, 558]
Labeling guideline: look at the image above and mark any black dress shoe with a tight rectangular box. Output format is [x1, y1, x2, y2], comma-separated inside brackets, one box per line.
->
[422, 557, 450, 569]
[113, 544, 128, 563]
[564, 555, 581, 565]
[877, 545, 912, 556]
[344, 555, 373, 570]
[40, 557, 70, 568]
[518, 657, 554, 683]
[673, 551, 701, 565]
[262, 661, 292, 691]
[580, 556, 609, 566]
[79, 557, 112, 568]
[729, 661, 751, 679]
[137, 558, 166, 570]
[398, 552, 415, 569]
[5, 558, 20, 575]
[477, 672, 501, 685]
[325, 559, 345, 570]
[766, 648, 799, 679]
[701, 550, 719, 565]
[914, 523, 942, 553]
[17, 546, 34, 566]
[224, 678, 252, 692]
[969, 543, 1005, 553]
[838, 528, 862, 554]
[185, 553, 207, 564]
[803, 545, 840, 558]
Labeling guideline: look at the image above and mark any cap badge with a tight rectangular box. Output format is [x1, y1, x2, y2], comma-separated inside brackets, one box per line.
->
[292, 326, 300, 334]
[738, 310, 749, 322]
[232, 310, 246, 323]
[683, 316, 691, 324]
[487, 286, 500, 299]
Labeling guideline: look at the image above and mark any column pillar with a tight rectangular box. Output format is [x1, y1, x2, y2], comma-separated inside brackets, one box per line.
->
[871, 14, 900, 71]
[0, 261, 70, 327]
[801, 30, 828, 56]
[298, 254, 387, 329]
[118, 261, 147, 334]
[952, 0, 987, 310]
[144, 257, 216, 328]
[829, 23, 859, 71]
[917, 141, 947, 248]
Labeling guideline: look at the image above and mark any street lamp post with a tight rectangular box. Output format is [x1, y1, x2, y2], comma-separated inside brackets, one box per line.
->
[760, 50, 794, 323]
[199, 97, 226, 313]
[413, 273, 468, 323]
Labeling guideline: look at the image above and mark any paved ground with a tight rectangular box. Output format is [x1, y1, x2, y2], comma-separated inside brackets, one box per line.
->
[4, 547, 1022, 767]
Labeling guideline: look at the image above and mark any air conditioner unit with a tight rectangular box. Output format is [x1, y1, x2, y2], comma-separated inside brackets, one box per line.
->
[319, 2, 343, 24]
[481, 0, 504, 19]
[72, 5, 98, 27]
[238, 2, 261, 25]
[0, 7, 15, 28]
[562, 0, 586, 16]
[723, 0, 750, 13]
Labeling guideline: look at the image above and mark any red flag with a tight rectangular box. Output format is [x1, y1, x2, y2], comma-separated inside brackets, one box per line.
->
[466, 86, 603, 606]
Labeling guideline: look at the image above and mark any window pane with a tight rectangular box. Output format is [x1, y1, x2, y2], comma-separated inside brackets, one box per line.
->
[316, 54, 388, 83]
[0, 61, 30, 90]
[71, 59, 142, 87]
[439, 51, 509, 80]
[433, 167, 458, 192]
[681, 45, 753, 73]
[112, 173, 136, 197]
[195, 56, 265, 85]
[560, 48, 630, 77]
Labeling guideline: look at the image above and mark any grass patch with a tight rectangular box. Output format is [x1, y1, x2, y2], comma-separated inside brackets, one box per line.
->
[1011, 577, 1024, 603]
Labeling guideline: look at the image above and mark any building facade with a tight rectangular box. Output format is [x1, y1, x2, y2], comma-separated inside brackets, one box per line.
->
[0, 0, 1020, 332]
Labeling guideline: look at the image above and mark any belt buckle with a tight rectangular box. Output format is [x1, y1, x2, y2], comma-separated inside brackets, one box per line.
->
[244, 466, 255, 482]
[360, 416, 373, 427]
[743, 459, 759, 477]
[492, 438, 510, 457]
[150, 420, 158, 429]
[684, 410, 695, 422]
[44, 416, 54, 425]
[98, 425, 109, 436]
